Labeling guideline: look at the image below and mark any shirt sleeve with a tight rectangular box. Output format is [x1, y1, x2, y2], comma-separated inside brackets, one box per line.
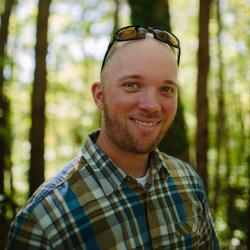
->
[6, 210, 50, 250]
[199, 193, 221, 249]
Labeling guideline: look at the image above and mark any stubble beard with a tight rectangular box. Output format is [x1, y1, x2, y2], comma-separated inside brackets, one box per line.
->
[103, 102, 171, 155]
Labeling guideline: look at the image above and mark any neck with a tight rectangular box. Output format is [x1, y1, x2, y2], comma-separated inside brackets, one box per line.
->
[96, 130, 149, 178]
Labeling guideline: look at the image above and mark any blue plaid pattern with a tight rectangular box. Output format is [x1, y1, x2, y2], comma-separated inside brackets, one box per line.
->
[7, 131, 220, 249]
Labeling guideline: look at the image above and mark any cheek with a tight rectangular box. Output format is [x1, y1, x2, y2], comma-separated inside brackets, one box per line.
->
[162, 99, 178, 116]
[107, 92, 137, 112]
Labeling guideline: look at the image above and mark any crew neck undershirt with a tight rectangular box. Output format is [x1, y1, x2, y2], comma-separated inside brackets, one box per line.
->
[135, 170, 149, 187]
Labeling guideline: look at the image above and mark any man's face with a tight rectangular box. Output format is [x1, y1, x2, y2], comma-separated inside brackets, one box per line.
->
[94, 38, 178, 154]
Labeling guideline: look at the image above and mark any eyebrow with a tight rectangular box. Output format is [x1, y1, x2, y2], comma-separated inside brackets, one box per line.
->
[163, 79, 178, 86]
[118, 74, 143, 82]
[117, 74, 178, 87]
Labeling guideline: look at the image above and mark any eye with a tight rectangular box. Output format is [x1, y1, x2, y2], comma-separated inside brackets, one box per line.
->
[160, 86, 175, 93]
[122, 82, 140, 91]
[126, 82, 138, 88]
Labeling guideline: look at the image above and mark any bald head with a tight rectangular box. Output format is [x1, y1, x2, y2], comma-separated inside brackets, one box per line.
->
[101, 37, 178, 83]
[101, 37, 178, 82]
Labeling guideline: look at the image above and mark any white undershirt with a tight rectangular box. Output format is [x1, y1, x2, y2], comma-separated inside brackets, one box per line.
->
[135, 170, 149, 187]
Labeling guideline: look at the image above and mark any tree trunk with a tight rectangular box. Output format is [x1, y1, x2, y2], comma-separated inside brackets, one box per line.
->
[196, 0, 212, 191]
[113, 0, 120, 33]
[212, 0, 225, 213]
[127, 0, 190, 162]
[29, 0, 52, 197]
[0, 0, 15, 212]
[247, 154, 250, 250]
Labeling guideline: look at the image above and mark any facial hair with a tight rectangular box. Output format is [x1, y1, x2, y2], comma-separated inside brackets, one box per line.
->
[103, 98, 172, 155]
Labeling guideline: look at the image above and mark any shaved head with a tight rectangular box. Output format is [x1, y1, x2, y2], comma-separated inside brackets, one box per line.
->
[101, 37, 178, 82]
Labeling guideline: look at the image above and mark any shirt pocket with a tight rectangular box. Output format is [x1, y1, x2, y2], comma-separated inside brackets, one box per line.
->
[175, 214, 202, 237]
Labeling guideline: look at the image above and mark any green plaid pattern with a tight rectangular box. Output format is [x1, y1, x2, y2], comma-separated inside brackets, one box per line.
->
[7, 131, 220, 249]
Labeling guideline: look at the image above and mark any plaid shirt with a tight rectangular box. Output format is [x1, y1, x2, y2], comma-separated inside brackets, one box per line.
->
[7, 131, 220, 249]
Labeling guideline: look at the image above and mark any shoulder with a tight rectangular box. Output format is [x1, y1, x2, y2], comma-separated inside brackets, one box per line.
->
[17, 155, 87, 216]
[8, 155, 91, 246]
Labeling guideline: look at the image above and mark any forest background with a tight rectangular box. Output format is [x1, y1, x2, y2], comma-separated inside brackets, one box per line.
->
[0, 0, 249, 249]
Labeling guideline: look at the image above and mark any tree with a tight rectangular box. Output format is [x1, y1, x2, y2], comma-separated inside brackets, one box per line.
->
[113, 0, 120, 33]
[127, 0, 190, 162]
[196, 0, 212, 191]
[0, 0, 16, 247]
[0, 0, 15, 216]
[212, 0, 225, 213]
[29, 0, 52, 197]
[247, 154, 250, 249]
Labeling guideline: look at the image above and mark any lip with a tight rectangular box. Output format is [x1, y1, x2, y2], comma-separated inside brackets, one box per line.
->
[130, 118, 160, 126]
[129, 118, 161, 132]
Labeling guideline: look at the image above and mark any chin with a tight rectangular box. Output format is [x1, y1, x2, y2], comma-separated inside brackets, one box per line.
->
[132, 142, 158, 154]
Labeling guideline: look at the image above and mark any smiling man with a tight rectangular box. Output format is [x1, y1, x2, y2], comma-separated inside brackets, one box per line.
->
[93, 36, 178, 178]
[7, 26, 220, 249]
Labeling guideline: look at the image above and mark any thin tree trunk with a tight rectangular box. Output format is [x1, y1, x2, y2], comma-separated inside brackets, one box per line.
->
[113, 0, 120, 33]
[0, 0, 15, 248]
[0, 0, 15, 212]
[213, 0, 225, 213]
[196, 0, 212, 191]
[0, 0, 15, 87]
[8, 40, 17, 216]
[225, 131, 234, 237]
[247, 154, 250, 250]
[127, 0, 190, 162]
[29, 0, 52, 197]
[246, 32, 250, 249]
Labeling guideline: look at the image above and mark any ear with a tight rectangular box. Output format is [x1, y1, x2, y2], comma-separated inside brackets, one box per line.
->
[91, 82, 104, 111]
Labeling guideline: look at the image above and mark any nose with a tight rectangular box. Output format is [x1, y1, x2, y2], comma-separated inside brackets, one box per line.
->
[138, 89, 161, 113]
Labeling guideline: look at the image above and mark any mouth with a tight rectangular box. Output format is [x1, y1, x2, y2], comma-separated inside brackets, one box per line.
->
[130, 118, 161, 127]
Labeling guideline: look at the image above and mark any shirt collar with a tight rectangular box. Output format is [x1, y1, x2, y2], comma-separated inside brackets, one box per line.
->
[81, 130, 169, 196]
[147, 148, 169, 185]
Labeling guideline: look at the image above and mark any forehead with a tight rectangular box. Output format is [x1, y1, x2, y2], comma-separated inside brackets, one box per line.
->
[108, 37, 176, 63]
[102, 38, 178, 81]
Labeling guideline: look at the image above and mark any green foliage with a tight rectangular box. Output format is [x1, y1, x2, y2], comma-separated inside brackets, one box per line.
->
[0, 2, 5, 14]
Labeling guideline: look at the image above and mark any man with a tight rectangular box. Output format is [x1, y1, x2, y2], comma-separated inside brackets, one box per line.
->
[7, 26, 220, 249]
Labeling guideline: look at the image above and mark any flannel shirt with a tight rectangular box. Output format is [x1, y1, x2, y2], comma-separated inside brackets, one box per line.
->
[7, 131, 220, 249]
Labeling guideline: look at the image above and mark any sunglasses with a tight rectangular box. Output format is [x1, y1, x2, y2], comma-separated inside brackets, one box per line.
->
[101, 25, 181, 71]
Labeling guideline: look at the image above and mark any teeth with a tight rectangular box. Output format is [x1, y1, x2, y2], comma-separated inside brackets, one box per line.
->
[133, 119, 158, 127]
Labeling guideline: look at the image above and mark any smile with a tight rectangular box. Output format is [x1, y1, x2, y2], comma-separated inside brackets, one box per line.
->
[131, 118, 160, 127]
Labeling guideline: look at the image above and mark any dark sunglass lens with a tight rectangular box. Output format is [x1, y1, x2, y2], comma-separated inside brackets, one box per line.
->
[116, 27, 145, 41]
[155, 30, 178, 46]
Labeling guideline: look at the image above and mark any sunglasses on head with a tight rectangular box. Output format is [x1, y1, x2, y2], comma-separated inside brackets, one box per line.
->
[101, 25, 181, 71]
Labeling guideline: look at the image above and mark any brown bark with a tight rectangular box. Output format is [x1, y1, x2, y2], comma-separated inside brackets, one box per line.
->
[212, 0, 225, 213]
[196, 0, 212, 191]
[0, 0, 15, 205]
[0, 0, 14, 87]
[0, 0, 15, 248]
[113, 0, 120, 33]
[29, 0, 52, 197]
[247, 154, 250, 250]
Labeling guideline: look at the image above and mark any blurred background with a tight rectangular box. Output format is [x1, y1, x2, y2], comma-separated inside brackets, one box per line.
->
[0, 0, 249, 249]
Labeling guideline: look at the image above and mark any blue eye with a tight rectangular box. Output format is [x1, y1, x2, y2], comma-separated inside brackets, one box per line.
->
[161, 86, 174, 93]
[127, 82, 138, 88]
[121, 81, 140, 92]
